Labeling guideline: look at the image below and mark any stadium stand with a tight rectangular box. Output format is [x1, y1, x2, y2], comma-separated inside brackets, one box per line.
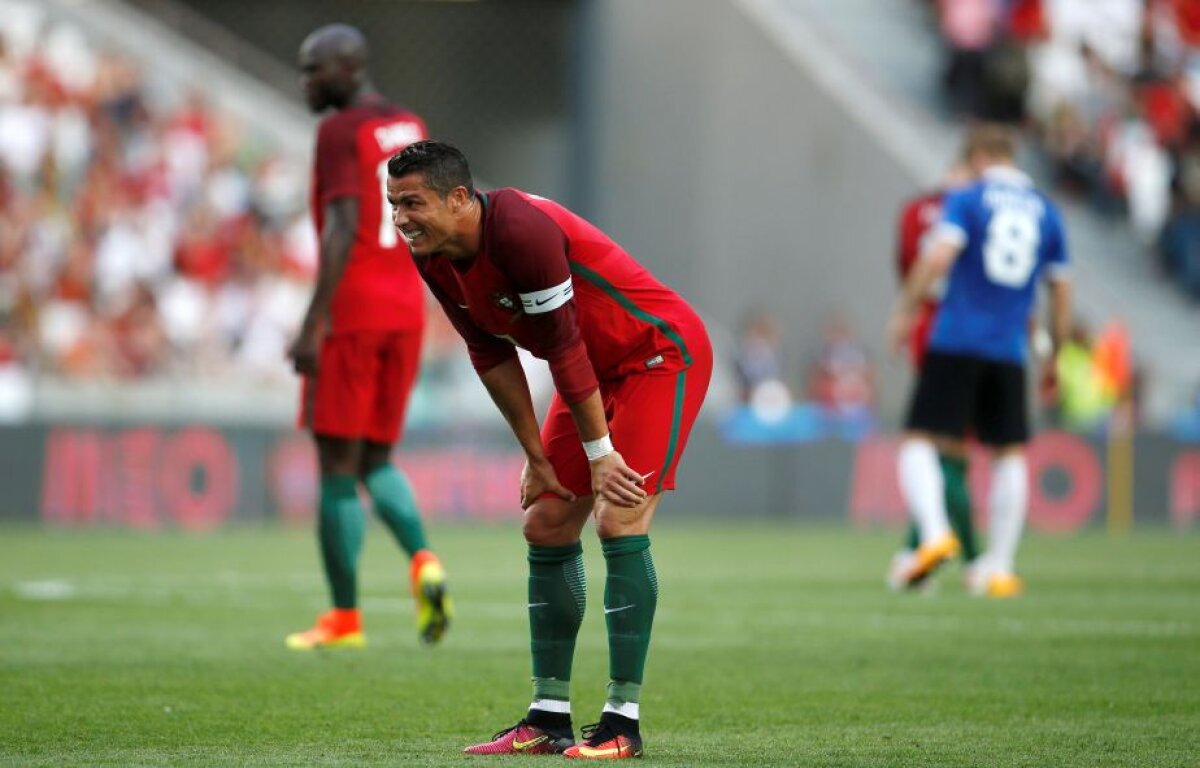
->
[0, 0, 313, 391]
[769, 0, 1200, 425]
[923, 0, 1200, 302]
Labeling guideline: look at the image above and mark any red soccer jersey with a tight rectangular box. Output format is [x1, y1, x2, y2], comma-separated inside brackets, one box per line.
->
[417, 189, 706, 404]
[311, 97, 427, 333]
[896, 190, 945, 367]
[896, 190, 945, 281]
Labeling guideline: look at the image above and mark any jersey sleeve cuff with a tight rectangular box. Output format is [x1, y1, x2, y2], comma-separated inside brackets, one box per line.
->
[929, 222, 967, 250]
[1044, 262, 1071, 281]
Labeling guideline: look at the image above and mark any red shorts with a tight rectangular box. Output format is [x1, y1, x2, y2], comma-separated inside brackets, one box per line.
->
[541, 333, 713, 498]
[299, 329, 422, 444]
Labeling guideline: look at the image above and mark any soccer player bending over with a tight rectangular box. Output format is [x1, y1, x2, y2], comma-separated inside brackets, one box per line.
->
[887, 125, 1071, 597]
[387, 141, 712, 758]
[286, 25, 450, 650]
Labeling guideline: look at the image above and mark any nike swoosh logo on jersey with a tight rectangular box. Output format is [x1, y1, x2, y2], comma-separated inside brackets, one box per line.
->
[511, 735, 549, 751]
[604, 604, 635, 614]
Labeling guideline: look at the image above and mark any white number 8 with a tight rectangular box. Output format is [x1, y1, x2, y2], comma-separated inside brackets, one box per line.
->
[983, 208, 1039, 288]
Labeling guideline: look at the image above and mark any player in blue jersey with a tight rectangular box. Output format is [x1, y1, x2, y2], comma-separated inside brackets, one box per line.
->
[887, 125, 1071, 597]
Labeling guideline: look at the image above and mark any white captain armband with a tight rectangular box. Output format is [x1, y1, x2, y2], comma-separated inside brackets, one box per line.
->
[583, 434, 614, 462]
[520, 277, 574, 314]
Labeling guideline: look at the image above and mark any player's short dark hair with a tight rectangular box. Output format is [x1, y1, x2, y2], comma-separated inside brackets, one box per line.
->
[963, 123, 1016, 161]
[387, 140, 475, 198]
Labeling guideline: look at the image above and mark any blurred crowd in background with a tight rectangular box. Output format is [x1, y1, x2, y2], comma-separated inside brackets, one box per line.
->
[926, 0, 1200, 300]
[725, 309, 878, 444]
[0, 7, 314, 385]
[726, 303, 1150, 442]
[1, 1, 1194, 438]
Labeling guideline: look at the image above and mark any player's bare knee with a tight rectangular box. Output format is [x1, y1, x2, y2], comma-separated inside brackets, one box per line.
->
[593, 501, 651, 539]
[523, 501, 587, 546]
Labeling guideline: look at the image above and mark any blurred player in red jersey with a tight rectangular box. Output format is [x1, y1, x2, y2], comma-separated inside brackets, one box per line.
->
[386, 141, 712, 759]
[887, 161, 982, 591]
[285, 25, 450, 651]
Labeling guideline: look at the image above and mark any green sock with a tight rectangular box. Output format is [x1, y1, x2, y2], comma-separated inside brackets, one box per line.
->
[904, 522, 919, 551]
[528, 542, 586, 703]
[318, 474, 365, 609]
[602, 535, 657, 710]
[940, 454, 979, 562]
[364, 464, 429, 557]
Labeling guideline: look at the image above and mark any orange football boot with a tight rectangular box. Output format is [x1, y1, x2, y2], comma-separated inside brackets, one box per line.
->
[285, 608, 365, 650]
[563, 718, 643, 760]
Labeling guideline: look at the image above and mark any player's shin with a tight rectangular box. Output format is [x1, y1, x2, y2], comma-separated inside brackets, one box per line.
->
[319, 475, 366, 609]
[528, 542, 586, 717]
[601, 535, 657, 720]
[364, 464, 429, 556]
[987, 453, 1028, 574]
[939, 453, 978, 562]
[898, 439, 952, 543]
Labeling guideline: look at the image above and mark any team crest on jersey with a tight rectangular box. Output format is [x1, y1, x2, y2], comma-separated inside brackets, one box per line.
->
[492, 292, 518, 311]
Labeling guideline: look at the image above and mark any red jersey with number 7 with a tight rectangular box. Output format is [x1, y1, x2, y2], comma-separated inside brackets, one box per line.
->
[311, 97, 426, 332]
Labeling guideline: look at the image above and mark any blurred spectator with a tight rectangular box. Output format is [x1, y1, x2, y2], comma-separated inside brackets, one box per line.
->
[733, 309, 789, 406]
[938, 0, 1005, 118]
[805, 311, 875, 416]
[928, 0, 1200, 301]
[0, 7, 313, 385]
[1053, 319, 1112, 432]
[1052, 318, 1138, 433]
[1160, 125, 1200, 297]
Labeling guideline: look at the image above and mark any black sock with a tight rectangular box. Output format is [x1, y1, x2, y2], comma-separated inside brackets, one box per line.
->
[526, 708, 573, 736]
[598, 711, 640, 737]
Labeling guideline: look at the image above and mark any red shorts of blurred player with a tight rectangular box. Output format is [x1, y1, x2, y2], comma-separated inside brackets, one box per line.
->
[540, 333, 713, 499]
[299, 329, 422, 444]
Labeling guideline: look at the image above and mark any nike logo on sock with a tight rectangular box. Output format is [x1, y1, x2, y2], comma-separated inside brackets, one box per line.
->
[527, 602, 549, 609]
[604, 604, 635, 614]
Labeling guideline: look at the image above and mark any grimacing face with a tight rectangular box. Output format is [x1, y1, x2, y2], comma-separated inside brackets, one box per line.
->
[386, 173, 456, 257]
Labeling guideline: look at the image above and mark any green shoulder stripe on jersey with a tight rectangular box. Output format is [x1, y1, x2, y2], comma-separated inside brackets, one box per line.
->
[568, 262, 693, 366]
[655, 370, 687, 493]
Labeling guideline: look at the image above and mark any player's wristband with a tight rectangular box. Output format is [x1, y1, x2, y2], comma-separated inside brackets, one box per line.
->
[583, 434, 614, 462]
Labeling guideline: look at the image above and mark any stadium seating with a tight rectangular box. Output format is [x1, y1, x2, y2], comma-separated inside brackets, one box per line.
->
[0, 3, 314, 387]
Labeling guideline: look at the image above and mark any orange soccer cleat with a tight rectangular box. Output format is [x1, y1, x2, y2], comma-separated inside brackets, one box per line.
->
[899, 533, 960, 589]
[410, 550, 453, 645]
[284, 608, 365, 650]
[563, 717, 644, 760]
[982, 572, 1025, 598]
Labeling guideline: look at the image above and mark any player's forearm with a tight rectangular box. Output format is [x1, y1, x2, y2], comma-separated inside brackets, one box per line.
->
[565, 389, 608, 444]
[1048, 279, 1071, 356]
[901, 243, 953, 312]
[479, 357, 545, 460]
[301, 229, 354, 332]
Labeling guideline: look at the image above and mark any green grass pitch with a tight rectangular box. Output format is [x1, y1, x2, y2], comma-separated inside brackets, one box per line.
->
[1, 523, 1197, 767]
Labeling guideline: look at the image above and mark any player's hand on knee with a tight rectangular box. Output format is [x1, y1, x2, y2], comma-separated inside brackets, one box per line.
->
[589, 451, 647, 508]
[520, 457, 577, 509]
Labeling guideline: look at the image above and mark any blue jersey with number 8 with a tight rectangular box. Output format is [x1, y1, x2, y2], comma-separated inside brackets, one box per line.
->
[927, 167, 1068, 364]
